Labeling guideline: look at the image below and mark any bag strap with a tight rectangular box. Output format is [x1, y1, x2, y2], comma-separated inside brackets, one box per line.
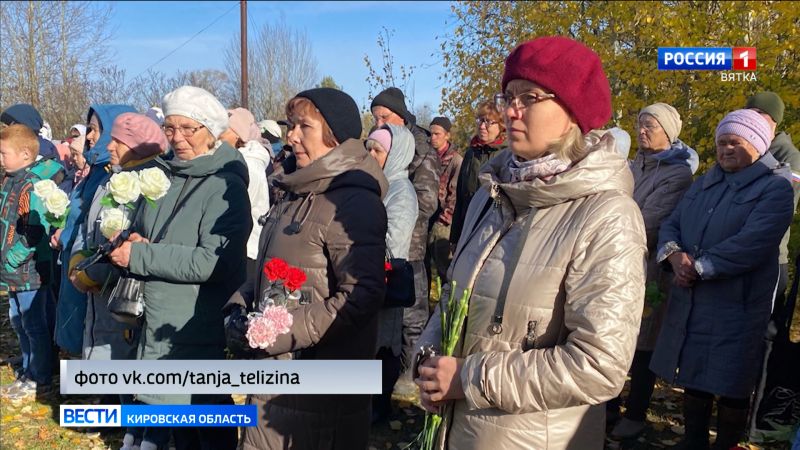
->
[151, 176, 206, 244]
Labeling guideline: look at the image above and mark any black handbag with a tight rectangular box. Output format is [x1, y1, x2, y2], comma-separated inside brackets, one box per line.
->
[384, 248, 415, 308]
[107, 272, 146, 326]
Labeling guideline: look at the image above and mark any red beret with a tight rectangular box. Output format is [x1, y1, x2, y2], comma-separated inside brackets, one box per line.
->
[502, 36, 611, 134]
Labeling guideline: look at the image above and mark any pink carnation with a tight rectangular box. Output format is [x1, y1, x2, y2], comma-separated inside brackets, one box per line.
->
[246, 306, 294, 349]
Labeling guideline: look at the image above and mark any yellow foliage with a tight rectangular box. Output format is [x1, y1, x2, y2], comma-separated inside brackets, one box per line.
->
[440, 1, 800, 167]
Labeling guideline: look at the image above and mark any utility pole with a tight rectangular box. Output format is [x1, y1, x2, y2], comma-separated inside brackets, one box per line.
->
[240, 0, 248, 108]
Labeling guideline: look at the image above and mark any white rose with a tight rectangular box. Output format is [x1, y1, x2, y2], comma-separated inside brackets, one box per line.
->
[44, 189, 70, 218]
[33, 179, 58, 199]
[107, 172, 141, 205]
[138, 168, 171, 201]
[99, 208, 131, 240]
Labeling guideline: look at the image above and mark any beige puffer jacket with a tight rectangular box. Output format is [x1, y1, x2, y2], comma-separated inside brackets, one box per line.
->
[418, 133, 647, 450]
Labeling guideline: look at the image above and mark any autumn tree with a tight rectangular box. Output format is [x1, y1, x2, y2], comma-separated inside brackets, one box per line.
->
[317, 75, 342, 90]
[0, 0, 114, 138]
[364, 26, 417, 107]
[439, 1, 800, 165]
[413, 102, 435, 129]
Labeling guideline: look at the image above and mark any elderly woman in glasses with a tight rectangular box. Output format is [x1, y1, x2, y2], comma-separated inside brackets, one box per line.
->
[608, 102, 699, 439]
[414, 36, 647, 449]
[449, 100, 506, 246]
[108, 86, 251, 450]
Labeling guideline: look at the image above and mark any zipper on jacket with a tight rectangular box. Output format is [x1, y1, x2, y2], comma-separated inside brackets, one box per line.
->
[523, 320, 538, 351]
[490, 183, 501, 209]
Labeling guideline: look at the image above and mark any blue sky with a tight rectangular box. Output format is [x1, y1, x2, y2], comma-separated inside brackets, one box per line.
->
[105, 1, 454, 115]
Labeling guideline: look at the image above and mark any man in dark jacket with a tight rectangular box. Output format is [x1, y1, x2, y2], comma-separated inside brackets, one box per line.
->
[745, 91, 800, 438]
[371, 87, 440, 403]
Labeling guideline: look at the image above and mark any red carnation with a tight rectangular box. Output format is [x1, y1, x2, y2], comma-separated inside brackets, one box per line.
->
[384, 260, 392, 283]
[284, 267, 307, 292]
[264, 258, 289, 282]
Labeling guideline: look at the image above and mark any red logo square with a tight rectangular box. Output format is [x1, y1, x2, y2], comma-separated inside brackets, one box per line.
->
[732, 47, 757, 71]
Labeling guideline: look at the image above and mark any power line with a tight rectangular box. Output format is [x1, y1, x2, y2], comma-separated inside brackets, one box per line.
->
[125, 1, 239, 88]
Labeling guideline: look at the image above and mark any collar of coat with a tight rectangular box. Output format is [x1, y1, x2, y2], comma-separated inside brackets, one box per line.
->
[477, 130, 633, 213]
[702, 152, 790, 191]
[275, 138, 389, 199]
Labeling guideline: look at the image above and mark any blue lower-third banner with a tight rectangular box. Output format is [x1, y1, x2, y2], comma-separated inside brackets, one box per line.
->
[60, 404, 258, 427]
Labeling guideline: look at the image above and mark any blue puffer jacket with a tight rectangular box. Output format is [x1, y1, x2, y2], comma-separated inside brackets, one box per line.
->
[54, 104, 136, 354]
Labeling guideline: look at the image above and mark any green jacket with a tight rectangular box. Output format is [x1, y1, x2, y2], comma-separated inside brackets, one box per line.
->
[30, 158, 66, 187]
[769, 131, 800, 264]
[0, 164, 52, 291]
[128, 143, 251, 404]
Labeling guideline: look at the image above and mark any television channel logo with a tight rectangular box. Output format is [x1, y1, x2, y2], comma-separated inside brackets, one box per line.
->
[658, 47, 756, 71]
[61, 405, 121, 427]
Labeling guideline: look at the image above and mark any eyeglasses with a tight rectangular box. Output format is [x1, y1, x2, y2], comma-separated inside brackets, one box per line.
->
[475, 117, 499, 128]
[163, 125, 205, 138]
[494, 91, 556, 113]
[638, 123, 662, 132]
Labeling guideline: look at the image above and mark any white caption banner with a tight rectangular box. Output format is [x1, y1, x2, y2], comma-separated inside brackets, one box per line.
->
[61, 360, 381, 395]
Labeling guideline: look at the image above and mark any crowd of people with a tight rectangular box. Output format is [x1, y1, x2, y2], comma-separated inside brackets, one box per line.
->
[0, 34, 798, 450]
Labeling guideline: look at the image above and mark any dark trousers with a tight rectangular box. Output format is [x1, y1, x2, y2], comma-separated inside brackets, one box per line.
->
[374, 346, 403, 415]
[607, 350, 657, 421]
[245, 258, 258, 283]
[625, 350, 657, 421]
[401, 260, 430, 372]
[137, 397, 238, 450]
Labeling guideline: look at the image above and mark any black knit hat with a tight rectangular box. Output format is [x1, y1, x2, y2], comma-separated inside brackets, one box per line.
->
[296, 88, 362, 143]
[430, 116, 452, 132]
[370, 87, 410, 123]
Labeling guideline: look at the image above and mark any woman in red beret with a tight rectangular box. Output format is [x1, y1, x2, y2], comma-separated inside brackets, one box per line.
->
[414, 36, 647, 449]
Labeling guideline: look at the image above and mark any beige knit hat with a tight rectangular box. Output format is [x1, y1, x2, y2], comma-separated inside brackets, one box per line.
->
[639, 102, 682, 143]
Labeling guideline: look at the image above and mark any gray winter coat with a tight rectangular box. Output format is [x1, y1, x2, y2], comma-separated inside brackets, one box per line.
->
[376, 124, 418, 354]
[630, 141, 696, 350]
[651, 152, 794, 398]
[127, 143, 251, 405]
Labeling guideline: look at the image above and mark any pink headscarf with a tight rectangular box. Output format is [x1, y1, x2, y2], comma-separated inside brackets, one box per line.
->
[228, 108, 260, 142]
[111, 113, 168, 157]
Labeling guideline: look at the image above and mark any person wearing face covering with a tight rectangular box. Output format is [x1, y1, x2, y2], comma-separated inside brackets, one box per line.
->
[365, 124, 419, 423]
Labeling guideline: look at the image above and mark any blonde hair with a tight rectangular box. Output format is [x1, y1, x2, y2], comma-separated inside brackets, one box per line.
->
[547, 123, 588, 162]
[0, 124, 40, 157]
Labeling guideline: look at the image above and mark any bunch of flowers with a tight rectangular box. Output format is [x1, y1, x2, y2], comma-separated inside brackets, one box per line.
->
[32, 179, 70, 228]
[414, 280, 471, 450]
[245, 258, 307, 349]
[98, 168, 171, 239]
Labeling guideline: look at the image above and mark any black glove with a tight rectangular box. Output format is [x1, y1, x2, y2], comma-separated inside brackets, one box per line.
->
[224, 304, 254, 357]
